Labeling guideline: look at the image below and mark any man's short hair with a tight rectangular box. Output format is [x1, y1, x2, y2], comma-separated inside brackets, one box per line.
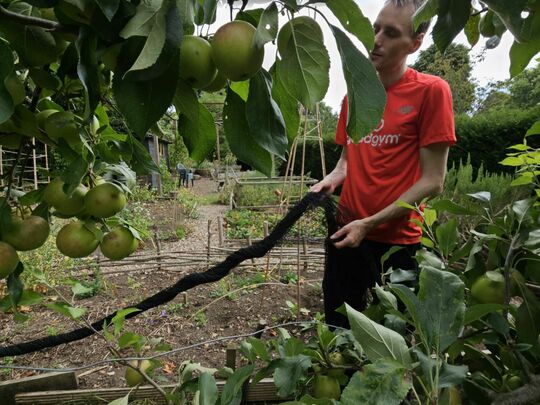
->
[384, 0, 431, 36]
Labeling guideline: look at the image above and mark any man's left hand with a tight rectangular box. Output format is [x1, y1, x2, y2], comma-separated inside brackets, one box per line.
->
[330, 219, 374, 249]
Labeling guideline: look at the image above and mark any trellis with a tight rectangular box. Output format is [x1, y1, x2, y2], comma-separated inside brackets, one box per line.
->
[0, 139, 50, 192]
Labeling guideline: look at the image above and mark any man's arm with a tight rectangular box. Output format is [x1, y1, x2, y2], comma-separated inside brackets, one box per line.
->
[331, 142, 450, 249]
[310, 147, 348, 195]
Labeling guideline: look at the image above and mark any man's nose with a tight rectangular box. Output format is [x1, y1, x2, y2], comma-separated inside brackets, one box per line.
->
[374, 31, 383, 48]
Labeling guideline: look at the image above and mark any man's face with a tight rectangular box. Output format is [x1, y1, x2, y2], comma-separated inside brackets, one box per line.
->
[370, 3, 423, 73]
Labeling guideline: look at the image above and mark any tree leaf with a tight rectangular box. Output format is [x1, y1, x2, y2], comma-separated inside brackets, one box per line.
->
[413, 0, 439, 32]
[509, 9, 540, 77]
[273, 355, 311, 397]
[436, 218, 459, 256]
[0, 39, 15, 124]
[464, 12, 480, 47]
[526, 120, 540, 137]
[76, 27, 100, 119]
[431, 199, 477, 215]
[126, 0, 182, 77]
[345, 303, 411, 367]
[246, 69, 288, 159]
[95, 0, 120, 21]
[464, 303, 504, 325]
[340, 360, 411, 405]
[223, 88, 272, 176]
[220, 364, 254, 405]
[7, 264, 24, 309]
[271, 62, 300, 146]
[46, 301, 87, 320]
[482, 0, 529, 42]
[277, 18, 330, 109]
[432, 0, 472, 53]
[198, 372, 219, 405]
[174, 80, 216, 163]
[0, 2, 59, 67]
[202, 0, 218, 25]
[108, 394, 129, 405]
[176, 0, 195, 34]
[253, 2, 278, 48]
[325, 0, 374, 52]
[120, 0, 162, 38]
[330, 25, 386, 142]
[113, 37, 179, 137]
[391, 266, 465, 353]
[515, 283, 540, 350]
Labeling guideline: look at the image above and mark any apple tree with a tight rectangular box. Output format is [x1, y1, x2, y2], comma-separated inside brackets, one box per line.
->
[0, 0, 538, 311]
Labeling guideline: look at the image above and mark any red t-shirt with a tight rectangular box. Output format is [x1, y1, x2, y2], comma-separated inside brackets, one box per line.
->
[336, 68, 456, 244]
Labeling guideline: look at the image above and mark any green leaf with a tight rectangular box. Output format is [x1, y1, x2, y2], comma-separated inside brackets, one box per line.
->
[223, 88, 272, 176]
[113, 37, 179, 137]
[432, 0, 472, 53]
[464, 12, 480, 47]
[345, 303, 411, 367]
[230, 80, 249, 101]
[438, 362, 468, 388]
[176, 0, 195, 34]
[466, 191, 491, 203]
[7, 264, 24, 309]
[271, 61, 300, 145]
[120, 0, 162, 38]
[174, 80, 216, 162]
[391, 267, 465, 353]
[273, 355, 311, 397]
[278, 18, 330, 109]
[325, 0, 374, 52]
[431, 199, 477, 215]
[253, 2, 278, 49]
[246, 337, 271, 362]
[515, 284, 540, 349]
[76, 27, 100, 119]
[500, 156, 524, 166]
[464, 303, 504, 325]
[126, 0, 182, 77]
[46, 301, 87, 320]
[246, 70, 288, 159]
[198, 372, 219, 405]
[204, 0, 218, 24]
[526, 120, 540, 137]
[129, 135, 159, 174]
[413, 0, 439, 32]
[0, 3, 60, 67]
[0, 39, 15, 124]
[71, 282, 94, 297]
[483, 0, 529, 42]
[118, 331, 145, 349]
[340, 360, 411, 405]
[0, 289, 43, 312]
[330, 25, 386, 142]
[108, 394, 129, 405]
[95, 0, 120, 21]
[220, 364, 254, 405]
[436, 218, 459, 256]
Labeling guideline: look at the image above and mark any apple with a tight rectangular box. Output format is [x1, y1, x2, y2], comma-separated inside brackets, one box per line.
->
[43, 178, 87, 217]
[56, 221, 99, 258]
[203, 70, 228, 93]
[125, 360, 152, 387]
[44, 111, 81, 148]
[0, 241, 19, 279]
[179, 36, 217, 89]
[100, 226, 139, 260]
[84, 182, 127, 218]
[2, 215, 50, 251]
[211, 20, 264, 82]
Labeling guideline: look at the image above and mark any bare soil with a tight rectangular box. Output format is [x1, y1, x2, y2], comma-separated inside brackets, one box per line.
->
[0, 177, 326, 390]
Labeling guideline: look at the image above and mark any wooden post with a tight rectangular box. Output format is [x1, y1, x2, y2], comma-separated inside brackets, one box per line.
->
[154, 230, 162, 272]
[151, 132, 162, 196]
[31, 138, 38, 190]
[0, 145, 3, 187]
[247, 236, 255, 266]
[44, 143, 50, 182]
[226, 343, 237, 370]
[207, 219, 212, 269]
[217, 216, 224, 246]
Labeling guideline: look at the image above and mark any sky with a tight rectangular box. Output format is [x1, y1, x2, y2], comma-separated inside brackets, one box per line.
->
[212, 0, 534, 112]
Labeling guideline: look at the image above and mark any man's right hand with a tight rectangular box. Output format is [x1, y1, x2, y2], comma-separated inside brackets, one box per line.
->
[310, 178, 336, 195]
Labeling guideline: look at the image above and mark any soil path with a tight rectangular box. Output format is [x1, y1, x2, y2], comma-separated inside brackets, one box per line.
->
[0, 177, 325, 389]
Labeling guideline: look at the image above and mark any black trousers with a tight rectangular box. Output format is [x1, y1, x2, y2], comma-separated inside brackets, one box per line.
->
[323, 238, 420, 329]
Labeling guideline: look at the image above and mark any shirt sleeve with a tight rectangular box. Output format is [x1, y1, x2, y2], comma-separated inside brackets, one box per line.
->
[418, 79, 456, 147]
[335, 96, 348, 146]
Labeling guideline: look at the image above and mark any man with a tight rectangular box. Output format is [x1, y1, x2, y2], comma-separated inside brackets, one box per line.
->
[311, 0, 456, 328]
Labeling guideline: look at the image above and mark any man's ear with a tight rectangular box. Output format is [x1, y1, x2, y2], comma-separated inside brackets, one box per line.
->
[410, 32, 424, 54]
